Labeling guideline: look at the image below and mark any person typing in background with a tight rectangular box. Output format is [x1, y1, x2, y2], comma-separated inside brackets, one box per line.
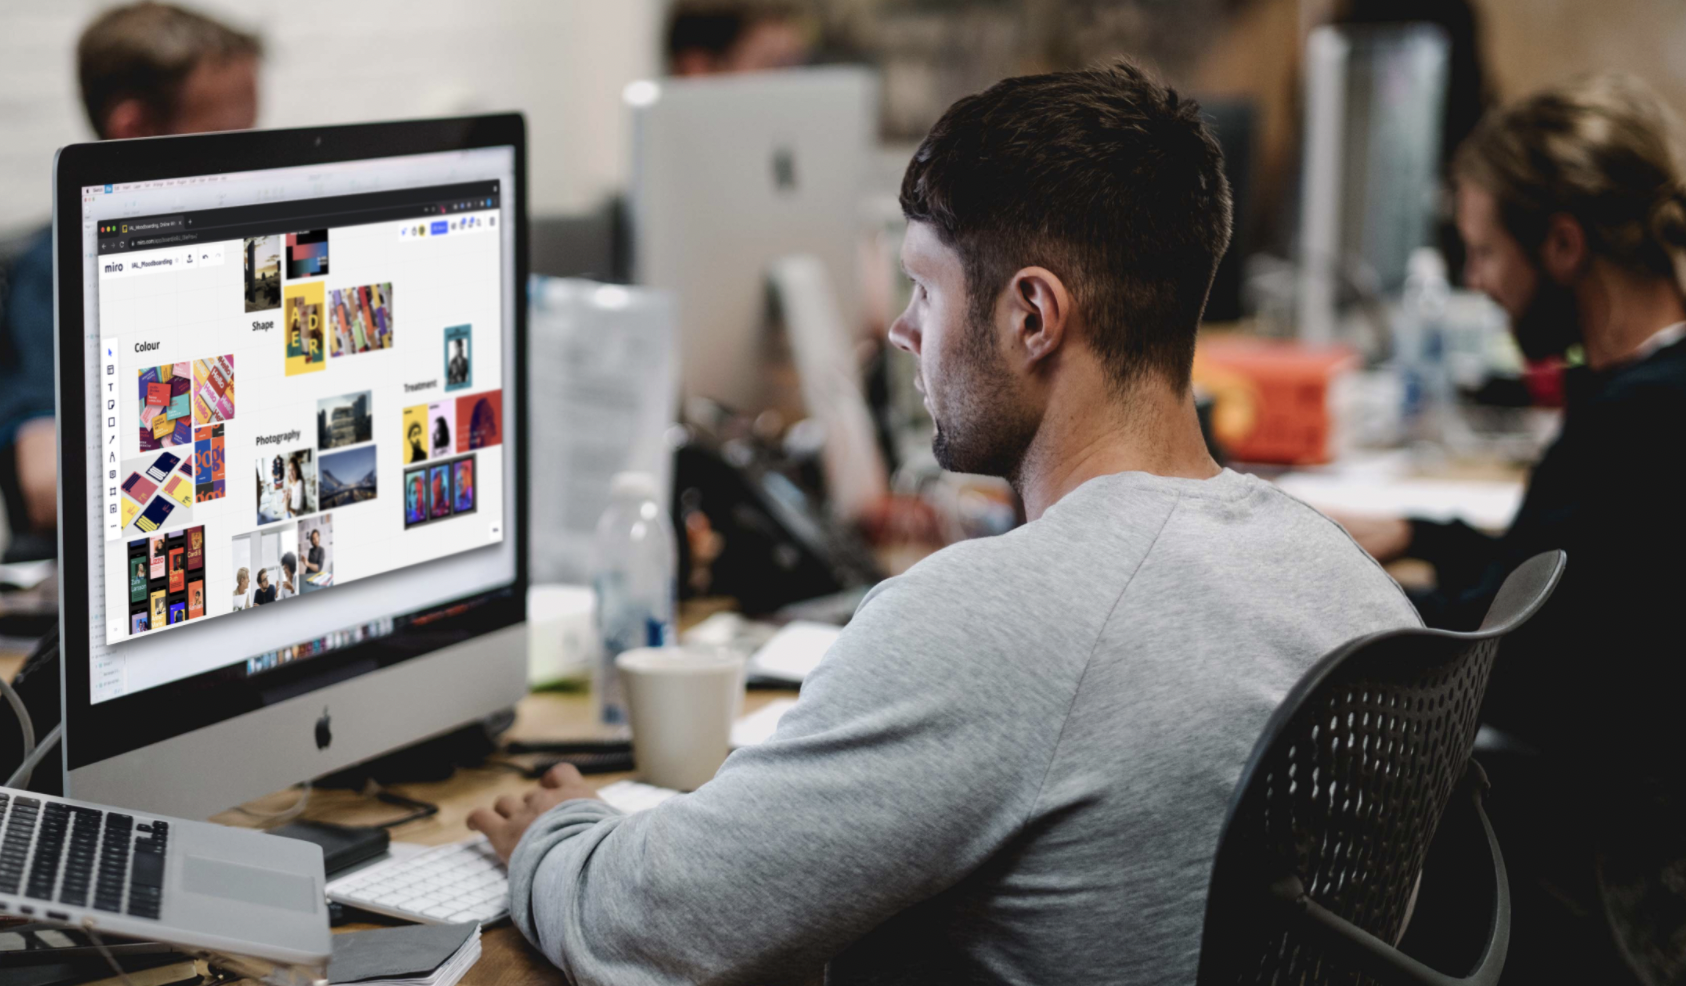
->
[0, 2, 260, 557]
[471, 62, 1420, 985]
[1336, 75, 1686, 984]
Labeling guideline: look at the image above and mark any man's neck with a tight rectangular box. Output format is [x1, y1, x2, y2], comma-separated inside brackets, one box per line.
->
[1014, 381, 1220, 521]
[1577, 260, 1686, 370]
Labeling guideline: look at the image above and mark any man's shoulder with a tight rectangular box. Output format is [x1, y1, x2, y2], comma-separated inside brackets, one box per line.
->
[852, 498, 1170, 645]
[1600, 342, 1686, 410]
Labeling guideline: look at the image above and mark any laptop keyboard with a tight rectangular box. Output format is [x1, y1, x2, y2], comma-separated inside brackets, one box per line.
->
[0, 793, 167, 920]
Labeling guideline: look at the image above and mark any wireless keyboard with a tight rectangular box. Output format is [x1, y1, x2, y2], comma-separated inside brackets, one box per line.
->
[326, 780, 678, 925]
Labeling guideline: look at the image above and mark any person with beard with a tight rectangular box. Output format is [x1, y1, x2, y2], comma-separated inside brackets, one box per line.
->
[1337, 75, 1686, 984]
[468, 62, 1419, 985]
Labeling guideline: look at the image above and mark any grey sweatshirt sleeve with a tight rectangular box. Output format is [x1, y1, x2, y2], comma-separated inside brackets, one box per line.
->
[505, 549, 1093, 985]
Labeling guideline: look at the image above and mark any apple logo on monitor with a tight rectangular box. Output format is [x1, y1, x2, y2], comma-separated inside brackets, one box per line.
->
[771, 147, 797, 194]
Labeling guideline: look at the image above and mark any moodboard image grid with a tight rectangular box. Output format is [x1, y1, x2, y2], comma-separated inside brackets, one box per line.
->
[99, 186, 506, 665]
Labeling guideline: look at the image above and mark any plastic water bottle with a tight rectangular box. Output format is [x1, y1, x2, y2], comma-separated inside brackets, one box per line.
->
[591, 472, 676, 729]
[1397, 247, 1452, 443]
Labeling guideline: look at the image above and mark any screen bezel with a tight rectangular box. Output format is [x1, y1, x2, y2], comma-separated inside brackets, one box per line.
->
[54, 115, 529, 771]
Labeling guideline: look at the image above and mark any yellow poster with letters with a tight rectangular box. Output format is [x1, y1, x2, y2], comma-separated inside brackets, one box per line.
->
[283, 281, 327, 377]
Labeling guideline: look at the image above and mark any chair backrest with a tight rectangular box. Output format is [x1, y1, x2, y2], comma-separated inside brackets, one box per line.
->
[1196, 551, 1565, 985]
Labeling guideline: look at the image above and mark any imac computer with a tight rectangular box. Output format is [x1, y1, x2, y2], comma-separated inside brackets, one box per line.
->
[627, 65, 878, 412]
[53, 116, 530, 819]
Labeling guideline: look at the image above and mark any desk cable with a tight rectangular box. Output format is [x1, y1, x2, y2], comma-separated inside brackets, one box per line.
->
[1, 672, 60, 790]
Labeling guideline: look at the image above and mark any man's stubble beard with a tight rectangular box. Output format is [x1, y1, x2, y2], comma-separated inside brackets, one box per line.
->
[1511, 262, 1583, 362]
[930, 314, 1040, 483]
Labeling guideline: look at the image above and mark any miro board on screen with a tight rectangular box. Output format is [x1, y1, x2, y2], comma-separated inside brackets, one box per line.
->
[96, 188, 507, 656]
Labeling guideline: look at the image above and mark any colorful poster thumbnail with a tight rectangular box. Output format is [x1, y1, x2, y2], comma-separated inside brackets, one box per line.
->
[402, 453, 476, 529]
[195, 424, 226, 502]
[328, 283, 394, 356]
[284, 282, 327, 376]
[285, 229, 329, 279]
[399, 389, 502, 465]
[192, 354, 235, 424]
[126, 525, 206, 636]
[455, 390, 502, 452]
[119, 449, 193, 538]
[137, 362, 193, 450]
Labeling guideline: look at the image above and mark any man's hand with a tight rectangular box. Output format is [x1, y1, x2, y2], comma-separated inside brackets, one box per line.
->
[467, 763, 603, 863]
[1328, 512, 1413, 564]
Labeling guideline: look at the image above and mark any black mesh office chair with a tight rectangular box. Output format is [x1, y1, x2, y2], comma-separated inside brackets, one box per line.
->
[1197, 550, 1566, 986]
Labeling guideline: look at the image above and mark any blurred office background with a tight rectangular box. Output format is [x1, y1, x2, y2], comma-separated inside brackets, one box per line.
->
[6, 0, 1686, 236]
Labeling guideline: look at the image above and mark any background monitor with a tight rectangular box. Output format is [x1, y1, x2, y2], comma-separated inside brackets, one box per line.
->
[627, 65, 878, 413]
[54, 116, 530, 819]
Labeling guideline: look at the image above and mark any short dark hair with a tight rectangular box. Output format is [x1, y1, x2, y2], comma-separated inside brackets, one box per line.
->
[665, 1, 797, 66]
[77, 2, 262, 139]
[900, 60, 1232, 394]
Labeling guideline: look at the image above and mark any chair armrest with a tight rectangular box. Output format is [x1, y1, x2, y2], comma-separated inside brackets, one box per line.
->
[1270, 762, 1509, 986]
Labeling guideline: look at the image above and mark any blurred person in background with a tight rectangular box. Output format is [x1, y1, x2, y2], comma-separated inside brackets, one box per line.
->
[1340, 75, 1686, 984]
[0, 2, 260, 559]
[665, 0, 811, 77]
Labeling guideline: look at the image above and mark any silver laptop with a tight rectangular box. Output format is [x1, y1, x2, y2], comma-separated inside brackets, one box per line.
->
[0, 786, 330, 984]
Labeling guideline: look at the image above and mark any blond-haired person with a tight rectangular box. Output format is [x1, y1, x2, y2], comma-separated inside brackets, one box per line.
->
[1339, 75, 1686, 985]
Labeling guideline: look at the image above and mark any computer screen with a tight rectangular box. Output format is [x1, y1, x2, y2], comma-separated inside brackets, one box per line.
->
[73, 146, 518, 704]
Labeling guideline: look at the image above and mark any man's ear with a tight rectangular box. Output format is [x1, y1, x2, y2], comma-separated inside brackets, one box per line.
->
[101, 98, 159, 141]
[1006, 267, 1073, 366]
[1539, 212, 1588, 284]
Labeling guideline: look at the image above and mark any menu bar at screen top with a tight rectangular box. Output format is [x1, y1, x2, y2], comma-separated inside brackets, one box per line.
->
[95, 180, 506, 648]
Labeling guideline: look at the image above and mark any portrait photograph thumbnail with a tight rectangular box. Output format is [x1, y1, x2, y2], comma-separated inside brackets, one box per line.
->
[298, 513, 334, 592]
[319, 390, 373, 450]
[428, 399, 454, 459]
[126, 524, 206, 635]
[256, 447, 317, 525]
[452, 455, 476, 515]
[286, 229, 329, 279]
[137, 361, 193, 451]
[320, 445, 377, 509]
[401, 404, 429, 465]
[428, 463, 453, 520]
[403, 466, 428, 528]
[444, 324, 471, 391]
[454, 390, 503, 452]
[244, 234, 280, 312]
[284, 282, 327, 376]
[232, 525, 299, 610]
[328, 283, 394, 356]
[404, 453, 476, 529]
[191, 354, 235, 424]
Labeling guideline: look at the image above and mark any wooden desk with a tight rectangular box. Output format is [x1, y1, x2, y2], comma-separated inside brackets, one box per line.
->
[216, 686, 799, 986]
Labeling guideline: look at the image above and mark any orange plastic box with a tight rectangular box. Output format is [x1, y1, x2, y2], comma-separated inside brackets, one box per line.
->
[1192, 336, 1359, 465]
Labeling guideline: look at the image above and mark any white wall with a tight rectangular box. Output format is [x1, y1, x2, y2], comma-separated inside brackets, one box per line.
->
[0, 0, 663, 236]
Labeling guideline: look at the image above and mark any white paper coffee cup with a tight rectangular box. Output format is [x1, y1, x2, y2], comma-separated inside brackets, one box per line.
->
[616, 646, 746, 791]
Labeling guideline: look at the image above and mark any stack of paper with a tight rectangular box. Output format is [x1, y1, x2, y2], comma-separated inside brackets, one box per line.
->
[328, 921, 481, 986]
[746, 621, 842, 684]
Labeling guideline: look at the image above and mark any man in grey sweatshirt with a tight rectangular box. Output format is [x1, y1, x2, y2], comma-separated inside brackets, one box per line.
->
[471, 60, 1420, 985]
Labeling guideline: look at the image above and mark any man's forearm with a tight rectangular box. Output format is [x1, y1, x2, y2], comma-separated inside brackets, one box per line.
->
[507, 799, 628, 979]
